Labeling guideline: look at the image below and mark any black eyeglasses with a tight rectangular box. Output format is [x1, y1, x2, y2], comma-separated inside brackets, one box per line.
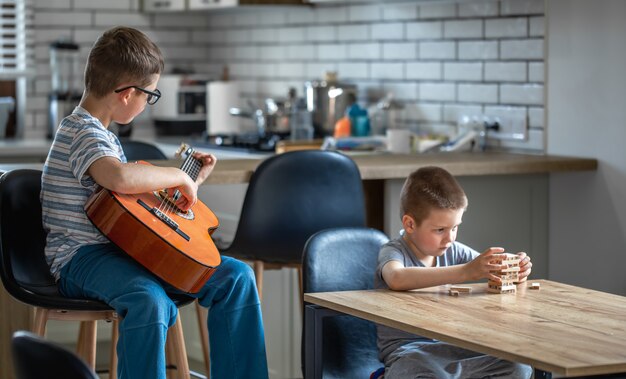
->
[114, 86, 161, 105]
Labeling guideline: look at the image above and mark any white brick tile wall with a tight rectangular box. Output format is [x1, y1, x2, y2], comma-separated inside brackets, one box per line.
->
[528, 106, 544, 128]
[528, 62, 544, 83]
[485, 62, 526, 82]
[348, 43, 381, 60]
[444, 20, 483, 39]
[338, 25, 369, 42]
[383, 42, 417, 60]
[501, 0, 545, 16]
[349, 5, 382, 22]
[420, 41, 455, 59]
[35, 12, 93, 26]
[458, 83, 498, 103]
[458, 40, 498, 60]
[406, 62, 441, 80]
[500, 83, 544, 105]
[74, 0, 130, 10]
[371, 62, 404, 80]
[406, 21, 443, 40]
[337, 62, 368, 79]
[420, 82, 455, 102]
[444, 62, 482, 81]
[315, 6, 348, 24]
[318, 43, 348, 61]
[530, 16, 545, 37]
[371, 22, 404, 40]
[501, 39, 544, 60]
[26, 0, 545, 152]
[382, 82, 418, 101]
[485, 18, 528, 38]
[458, 2, 499, 18]
[306, 25, 336, 42]
[419, 3, 456, 19]
[383, 3, 418, 21]
[443, 104, 484, 123]
[277, 27, 306, 43]
[287, 44, 316, 61]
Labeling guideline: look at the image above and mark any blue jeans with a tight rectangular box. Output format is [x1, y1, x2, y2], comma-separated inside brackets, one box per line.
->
[59, 243, 269, 379]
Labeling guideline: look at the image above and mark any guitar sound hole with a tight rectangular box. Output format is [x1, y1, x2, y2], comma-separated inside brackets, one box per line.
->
[152, 191, 195, 221]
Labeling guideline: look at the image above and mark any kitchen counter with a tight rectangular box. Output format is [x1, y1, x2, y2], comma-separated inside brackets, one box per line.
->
[0, 150, 598, 182]
[152, 151, 598, 185]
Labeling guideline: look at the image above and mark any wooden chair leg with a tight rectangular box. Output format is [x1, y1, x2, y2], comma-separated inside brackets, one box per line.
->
[32, 307, 48, 336]
[109, 319, 119, 379]
[77, 320, 98, 369]
[168, 315, 190, 379]
[253, 260, 264, 301]
[195, 300, 211, 378]
[166, 334, 175, 379]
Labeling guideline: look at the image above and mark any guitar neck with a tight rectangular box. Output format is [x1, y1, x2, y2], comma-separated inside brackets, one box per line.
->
[177, 144, 202, 181]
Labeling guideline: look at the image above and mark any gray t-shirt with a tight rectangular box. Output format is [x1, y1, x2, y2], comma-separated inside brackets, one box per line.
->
[374, 233, 479, 360]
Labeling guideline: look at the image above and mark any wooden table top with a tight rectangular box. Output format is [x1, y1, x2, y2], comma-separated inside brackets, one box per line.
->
[181, 151, 598, 184]
[304, 280, 626, 377]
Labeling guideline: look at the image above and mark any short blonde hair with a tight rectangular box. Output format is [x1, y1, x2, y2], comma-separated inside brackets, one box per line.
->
[400, 166, 468, 225]
[84, 26, 164, 98]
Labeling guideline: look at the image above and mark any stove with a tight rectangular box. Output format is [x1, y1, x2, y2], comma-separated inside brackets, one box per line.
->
[192, 132, 288, 153]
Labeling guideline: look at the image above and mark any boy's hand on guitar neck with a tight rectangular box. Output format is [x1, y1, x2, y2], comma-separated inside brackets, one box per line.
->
[192, 152, 217, 185]
[168, 152, 217, 212]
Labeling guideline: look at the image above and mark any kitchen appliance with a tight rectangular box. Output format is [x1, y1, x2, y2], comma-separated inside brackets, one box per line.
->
[47, 40, 82, 139]
[304, 73, 357, 136]
[150, 74, 209, 136]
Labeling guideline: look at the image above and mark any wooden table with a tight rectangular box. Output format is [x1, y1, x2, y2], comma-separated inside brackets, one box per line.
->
[304, 280, 626, 378]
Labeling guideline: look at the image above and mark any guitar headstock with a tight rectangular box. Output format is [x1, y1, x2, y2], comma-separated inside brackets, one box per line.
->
[175, 143, 194, 159]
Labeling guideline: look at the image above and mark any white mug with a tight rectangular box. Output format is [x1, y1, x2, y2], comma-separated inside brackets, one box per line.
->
[386, 129, 412, 154]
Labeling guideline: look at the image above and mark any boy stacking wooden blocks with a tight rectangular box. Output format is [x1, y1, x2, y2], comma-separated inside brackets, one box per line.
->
[487, 253, 521, 294]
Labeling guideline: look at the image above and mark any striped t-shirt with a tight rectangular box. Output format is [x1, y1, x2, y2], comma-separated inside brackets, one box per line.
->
[41, 106, 126, 280]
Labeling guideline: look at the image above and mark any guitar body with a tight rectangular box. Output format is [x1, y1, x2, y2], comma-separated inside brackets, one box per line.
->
[85, 160, 221, 293]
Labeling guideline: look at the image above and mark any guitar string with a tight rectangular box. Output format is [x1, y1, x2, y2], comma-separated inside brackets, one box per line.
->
[158, 149, 201, 217]
[160, 151, 195, 215]
[156, 150, 192, 215]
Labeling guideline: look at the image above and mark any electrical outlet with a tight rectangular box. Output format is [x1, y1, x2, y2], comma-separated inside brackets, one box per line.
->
[485, 114, 527, 141]
[457, 113, 527, 141]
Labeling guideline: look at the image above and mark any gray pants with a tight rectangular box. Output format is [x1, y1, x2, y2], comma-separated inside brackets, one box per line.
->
[384, 341, 533, 379]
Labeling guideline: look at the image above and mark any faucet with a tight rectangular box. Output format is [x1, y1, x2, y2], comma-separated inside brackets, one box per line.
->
[229, 100, 266, 137]
[479, 121, 500, 151]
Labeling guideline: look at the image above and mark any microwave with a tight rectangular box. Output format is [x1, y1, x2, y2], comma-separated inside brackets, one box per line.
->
[150, 74, 210, 136]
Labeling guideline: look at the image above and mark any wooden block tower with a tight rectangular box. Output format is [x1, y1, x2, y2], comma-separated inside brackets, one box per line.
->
[487, 253, 521, 294]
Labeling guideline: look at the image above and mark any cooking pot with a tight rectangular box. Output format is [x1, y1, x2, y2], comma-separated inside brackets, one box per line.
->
[304, 79, 357, 136]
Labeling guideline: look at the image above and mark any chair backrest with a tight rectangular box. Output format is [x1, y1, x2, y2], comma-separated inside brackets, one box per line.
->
[226, 150, 367, 263]
[120, 140, 167, 161]
[302, 227, 389, 379]
[0, 169, 60, 306]
[12, 330, 98, 379]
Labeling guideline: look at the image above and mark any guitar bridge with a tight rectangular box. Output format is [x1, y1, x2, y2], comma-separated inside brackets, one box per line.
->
[137, 199, 190, 241]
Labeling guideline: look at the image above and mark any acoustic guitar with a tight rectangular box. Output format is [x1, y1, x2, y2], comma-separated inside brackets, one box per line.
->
[85, 143, 221, 293]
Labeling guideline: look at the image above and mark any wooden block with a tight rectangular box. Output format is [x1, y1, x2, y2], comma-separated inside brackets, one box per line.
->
[450, 286, 472, 293]
[449, 290, 460, 296]
[530, 282, 541, 290]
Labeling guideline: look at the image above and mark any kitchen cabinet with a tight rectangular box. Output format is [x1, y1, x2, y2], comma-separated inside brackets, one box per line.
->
[188, 0, 305, 10]
[142, 0, 186, 12]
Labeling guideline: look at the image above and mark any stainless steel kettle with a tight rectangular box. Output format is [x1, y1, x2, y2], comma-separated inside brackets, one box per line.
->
[304, 76, 357, 136]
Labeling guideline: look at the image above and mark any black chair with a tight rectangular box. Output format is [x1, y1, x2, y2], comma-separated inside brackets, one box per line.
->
[302, 227, 389, 379]
[119, 139, 168, 160]
[222, 150, 367, 300]
[0, 169, 192, 379]
[12, 330, 98, 379]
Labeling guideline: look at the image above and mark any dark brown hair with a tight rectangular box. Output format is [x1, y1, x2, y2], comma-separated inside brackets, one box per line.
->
[84, 26, 164, 98]
[400, 166, 468, 225]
